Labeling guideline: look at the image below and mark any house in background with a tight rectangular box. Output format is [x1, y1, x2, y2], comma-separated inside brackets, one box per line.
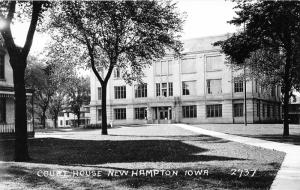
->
[89, 34, 282, 126]
[57, 107, 90, 128]
[0, 42, 34, 138]
[289, 94, 300, 124]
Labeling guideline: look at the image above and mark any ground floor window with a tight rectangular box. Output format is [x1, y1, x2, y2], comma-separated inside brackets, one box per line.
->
[267, 105, 270, 117]
[60, 120, 63, 126]
[233, 103, 243, 117]
[257, 102, 260, 117]
[0, 98, 5, 123]
[135, 107, 147, 120]
[98, 109, 102, 121]
[115, 108, 126, 120]
[206, 104, 222, 117]
[182, 105, 197, 118]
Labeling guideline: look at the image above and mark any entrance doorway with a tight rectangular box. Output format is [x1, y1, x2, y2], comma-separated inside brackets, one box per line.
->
[153, 107, 172, 124]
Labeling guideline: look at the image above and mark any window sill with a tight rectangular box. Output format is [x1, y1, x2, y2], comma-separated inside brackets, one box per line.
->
[181, 72, 197, 74]
[206, 70, 222, 72]
[0, 78, 6, 81]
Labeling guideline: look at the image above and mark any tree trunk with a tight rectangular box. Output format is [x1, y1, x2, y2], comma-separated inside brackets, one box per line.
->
[41, 110, 46, 128]
[283, 51, 292, 136]
[12, 59, 30, 162]
[77, 112, 80, 128]
[101, 82, 108, 135]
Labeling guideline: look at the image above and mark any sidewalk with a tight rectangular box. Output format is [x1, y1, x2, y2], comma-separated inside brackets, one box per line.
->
[175, 124, 300, 190]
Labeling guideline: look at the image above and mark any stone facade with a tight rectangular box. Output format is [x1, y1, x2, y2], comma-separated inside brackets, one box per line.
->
[89, 35, 282, 126]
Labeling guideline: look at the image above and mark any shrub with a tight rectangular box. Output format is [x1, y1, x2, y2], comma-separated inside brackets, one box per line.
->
[84, 123, 112, 129]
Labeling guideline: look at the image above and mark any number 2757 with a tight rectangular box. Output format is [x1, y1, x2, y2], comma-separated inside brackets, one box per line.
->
[230, 169, 256, 178]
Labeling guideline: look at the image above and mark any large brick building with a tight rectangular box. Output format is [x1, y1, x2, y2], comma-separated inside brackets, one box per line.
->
[88, 35, 282, 125]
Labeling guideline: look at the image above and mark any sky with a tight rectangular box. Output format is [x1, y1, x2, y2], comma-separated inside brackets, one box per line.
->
[9, 0, 238, 55]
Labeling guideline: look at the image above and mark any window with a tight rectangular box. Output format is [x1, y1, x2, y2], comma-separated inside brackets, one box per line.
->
[181, 58, 196, 74]
[168, 82, 173, 96]
[255, 79, 258, 93]
[67, 113, 69, 117]
[96, 109, 102, 121]
[114, 68, 121, 79]
[156, 82, 173, 97]
[257, 102, 260, 117]
[135, 84, 147, 98]
[156, 83, 160, 96]
[233, 103, 243, 117]
[155, 60, 172, 75]
[162, 83, 167, 97]
[135, 107, 147, 120]
[206, 104, 222, 117]
[262, 104, 265, 117]
[271, 86, 276, 96]
[182, 81, 196, 95]
[206, 55, 222, 71]
[267, 105, 270, 117]
[182, 105, 197, 118]
[98, 87, 102, 100]
[234, 77, 243, 92]
[0, 98, 6, 123]
[207, 79, 222, 94]
[115, 108, 126, 120]
[114, 86, 126, 99]
[60, 120, 63, 126]
[273, 105, 276, 117]
[0, 54, 4, 79]
[66, 120, 69, 125]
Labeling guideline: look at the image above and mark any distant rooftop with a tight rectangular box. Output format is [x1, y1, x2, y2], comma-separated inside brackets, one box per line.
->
[181, 34, 230, 53]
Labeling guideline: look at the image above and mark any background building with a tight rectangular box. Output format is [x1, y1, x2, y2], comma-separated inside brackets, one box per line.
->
[0, 42, 34, 137]
[57, 107, 90, 128]
[89, 35, 282, 126]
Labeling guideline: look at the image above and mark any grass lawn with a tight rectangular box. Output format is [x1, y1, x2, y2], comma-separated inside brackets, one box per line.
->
[193, 124, 300, 145]
[0, 124, 285, 190]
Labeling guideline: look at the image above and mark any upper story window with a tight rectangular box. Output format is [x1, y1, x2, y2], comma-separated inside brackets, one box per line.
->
[234, 77, 243, 93]
[206, 55, 222, 72]
[98, 87, 102, 100]
[182, 81, 196, 96]
[114, 68, 121, 79]
[156, 82, 173, 97]
[114, 86, 126, 99]
[155, 60, 172, 76]
[0, 54, 5, 80]
[135, 83, 147, 98]
[207, 79, 222, 94]
[181, 58, 196, 74]
[271, 86, 276, 97]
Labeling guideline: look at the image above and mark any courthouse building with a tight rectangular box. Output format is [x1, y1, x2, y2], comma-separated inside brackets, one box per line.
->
[88, 35, 282, 125]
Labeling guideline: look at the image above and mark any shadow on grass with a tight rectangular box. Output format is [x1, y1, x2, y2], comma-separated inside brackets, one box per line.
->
[109, 134, 231, 143]
[0, 165, 72, 190]
[240, 134, 300, 145]
[0, 138, 242, 165]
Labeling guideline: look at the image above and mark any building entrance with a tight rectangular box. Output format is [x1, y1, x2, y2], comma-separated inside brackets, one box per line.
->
[153, 107, 172, 124]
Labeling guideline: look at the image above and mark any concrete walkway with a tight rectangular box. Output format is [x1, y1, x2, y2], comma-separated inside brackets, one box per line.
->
[175, 124, 300, 190]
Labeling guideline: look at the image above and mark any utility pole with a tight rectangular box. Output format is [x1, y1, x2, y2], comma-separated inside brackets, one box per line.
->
[244, 65, 247, 126]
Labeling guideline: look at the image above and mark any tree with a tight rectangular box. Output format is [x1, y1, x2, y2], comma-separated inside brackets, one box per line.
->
[49, 0, 183, 134]
[214, 1, 300, 136]
[66, 76, 90, 127]
[25, 58, 54, 129]
[0, 1, 50, 161]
